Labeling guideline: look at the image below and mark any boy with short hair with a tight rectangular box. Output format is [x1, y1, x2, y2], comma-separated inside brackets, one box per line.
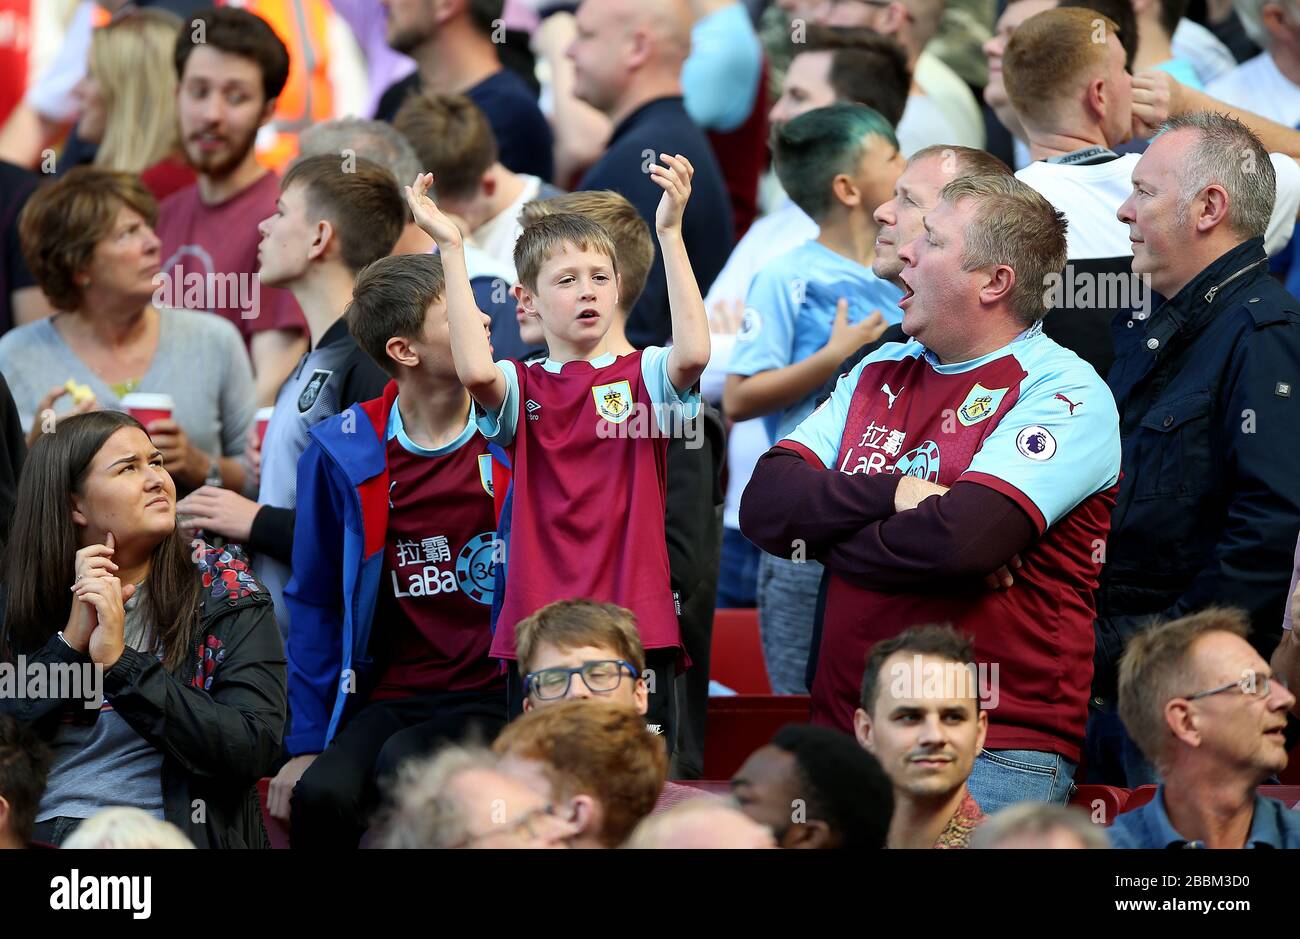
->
[515, 599, 649, 715]
[177, 154, 405, 637]
[515, 190, 725, 777]
[405, 155, 711, 752]
[276, 253, 505, 848]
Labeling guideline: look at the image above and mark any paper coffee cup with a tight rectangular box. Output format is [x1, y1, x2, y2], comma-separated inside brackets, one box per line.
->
[121, 392, 174, 428]
[256, 406, 274, 446]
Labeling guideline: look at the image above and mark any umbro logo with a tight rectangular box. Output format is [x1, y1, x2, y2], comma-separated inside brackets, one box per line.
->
[526, 399, 542, 420]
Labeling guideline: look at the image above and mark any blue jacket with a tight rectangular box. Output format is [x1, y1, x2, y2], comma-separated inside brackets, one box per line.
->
[282, 381, 399, 755]
[1095, 238, 1300, 697]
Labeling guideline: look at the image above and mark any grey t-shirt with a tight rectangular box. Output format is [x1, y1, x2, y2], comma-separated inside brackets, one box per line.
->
[37, 586, 166, 822]
[0, 308, 255, 462]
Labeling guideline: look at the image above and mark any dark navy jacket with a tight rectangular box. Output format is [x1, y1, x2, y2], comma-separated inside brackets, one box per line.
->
[1094, 238, 1300, 696]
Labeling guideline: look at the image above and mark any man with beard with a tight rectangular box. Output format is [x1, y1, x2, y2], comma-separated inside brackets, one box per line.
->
[156, 7, 309, 407]
[373, 0, 553, 182]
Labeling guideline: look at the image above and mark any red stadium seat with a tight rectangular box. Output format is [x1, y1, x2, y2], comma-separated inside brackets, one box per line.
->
[1123, 784, 1158, 813]
[1068, 784, 1129, 826]
[256, 777, 291, 849]
[709, 608, 772, 694]
[1258, 785, 1300, 809]
[702, 694, 811, 778]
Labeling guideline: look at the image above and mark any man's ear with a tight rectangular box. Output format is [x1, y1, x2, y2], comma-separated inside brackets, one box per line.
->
[568, 793, 601, 840]
[1086, 76, 1107, 124]
[978, 264, 1016, 308]
[853, 707, 875, 752]
[308, 219, 333, 262]
[480, 171, 496, 200]
[1166, 698, 1201, 749]
[1194, 185, 1231, 233]
[385, 335, 419, 371]
[786, 818, 835, 849]
[975, 708, 989, 753]
[634, 676, 649, 716]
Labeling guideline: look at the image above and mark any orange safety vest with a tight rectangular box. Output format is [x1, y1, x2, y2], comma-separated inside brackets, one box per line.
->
[245, 0, 334, 173]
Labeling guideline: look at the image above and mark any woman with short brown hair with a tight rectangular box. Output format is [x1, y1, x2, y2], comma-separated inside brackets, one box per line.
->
[0, 166, 254, 493]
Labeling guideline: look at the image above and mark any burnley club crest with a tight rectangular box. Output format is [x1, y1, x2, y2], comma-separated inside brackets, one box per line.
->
[592, 380, 634, 424]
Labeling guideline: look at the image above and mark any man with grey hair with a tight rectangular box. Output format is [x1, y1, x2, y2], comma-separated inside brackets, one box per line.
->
[742, 173, 1120, 809]
[1108, 608, 1300, 848]
[1090, 112, 1300, 789]
[298, 117, 430, 256]
[380, 745, 577, 848]
[971, 802, 1110, 848]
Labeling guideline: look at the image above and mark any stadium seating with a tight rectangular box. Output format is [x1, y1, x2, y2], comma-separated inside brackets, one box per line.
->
[1068, 784, 1128, 826]
[709, 608, 771, 694]
[701, 694, 811, 778]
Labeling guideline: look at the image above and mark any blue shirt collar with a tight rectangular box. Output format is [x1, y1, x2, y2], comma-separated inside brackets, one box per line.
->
[920, 320, 1043, 373]
[387, 395, 476, 456]
[1143, 786, 1286, 849]
[536, 351, 618, 374]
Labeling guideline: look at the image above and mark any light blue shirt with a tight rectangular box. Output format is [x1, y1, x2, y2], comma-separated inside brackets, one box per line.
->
[478, 347, 701, 447]
[1155, 57, 1204, 92]
[682, 2, 762, 132]
[1109, 786, 1300, 848]
[727, 239, 904, 442]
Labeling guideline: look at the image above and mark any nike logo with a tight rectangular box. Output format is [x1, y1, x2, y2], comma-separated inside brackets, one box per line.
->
[1054, 393, 1081, 415]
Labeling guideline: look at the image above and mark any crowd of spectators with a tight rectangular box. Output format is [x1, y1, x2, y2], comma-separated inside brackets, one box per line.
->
[0, 0, 1299, 851]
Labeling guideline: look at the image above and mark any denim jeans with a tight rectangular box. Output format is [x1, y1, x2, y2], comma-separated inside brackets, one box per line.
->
[32, 815, 86, 847]
[716, 526, 761, 609]
[967, 747, 1078, 815]
[755, 553, 823, 695]
[1084, 697, 1161, 787]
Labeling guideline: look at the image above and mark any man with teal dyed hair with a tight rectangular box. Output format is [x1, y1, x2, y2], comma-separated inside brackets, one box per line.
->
[723, 103, 906, 695]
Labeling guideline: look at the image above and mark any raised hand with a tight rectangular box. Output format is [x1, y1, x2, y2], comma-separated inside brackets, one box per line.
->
[650, 153, 694, 235]
[72, 532, 136, 668]
[404, 173, 463, 248]
[1131, 70, 1177, 140]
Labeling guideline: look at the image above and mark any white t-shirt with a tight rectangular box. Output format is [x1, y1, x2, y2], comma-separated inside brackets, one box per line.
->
[1017, 151, 1300, 259]
[1171, 19, 1237, 88]
[1208, 52, 1300, 128]
[468, 174, 543, 282]
[902, 51, 985, 153]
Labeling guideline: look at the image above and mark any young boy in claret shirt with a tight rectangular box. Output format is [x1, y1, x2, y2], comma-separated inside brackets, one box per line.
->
[275, 254, 505, 848]
[405, 155, 711, 749]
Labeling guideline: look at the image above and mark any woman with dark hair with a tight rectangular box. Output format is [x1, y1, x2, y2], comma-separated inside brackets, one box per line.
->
[0, 411, 285, 847]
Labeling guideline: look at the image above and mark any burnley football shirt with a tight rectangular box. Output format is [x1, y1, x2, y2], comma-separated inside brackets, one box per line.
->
[369, 399, 503, 700]
[783, 323, 1121, 760]
[479, 348, 700, 658]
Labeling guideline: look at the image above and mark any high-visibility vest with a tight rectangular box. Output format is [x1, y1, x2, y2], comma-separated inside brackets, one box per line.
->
[244, 0, 333, 173]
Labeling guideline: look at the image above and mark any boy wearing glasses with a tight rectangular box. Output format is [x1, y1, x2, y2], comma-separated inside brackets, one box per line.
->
[1109, 608, 1300, 848]
[515, 599, 650, 717]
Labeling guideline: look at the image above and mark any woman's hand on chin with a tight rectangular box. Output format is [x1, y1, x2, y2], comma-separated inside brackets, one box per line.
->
[74, 567, 135, 669]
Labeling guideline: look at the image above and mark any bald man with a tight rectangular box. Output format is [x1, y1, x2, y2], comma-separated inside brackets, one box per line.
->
[812, 0, 985, 151]
[569, 0, 735, 347]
